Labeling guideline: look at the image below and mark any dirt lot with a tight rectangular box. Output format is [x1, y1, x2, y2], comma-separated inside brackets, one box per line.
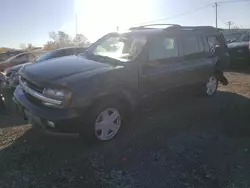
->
[0, 64, 250, 188]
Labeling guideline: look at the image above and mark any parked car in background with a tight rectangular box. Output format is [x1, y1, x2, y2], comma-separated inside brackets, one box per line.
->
[227, 32, 250, 61]
[0, 51, 24, 62]
[4, 46, 88, 89]
[14, 25, 229, 142]
[0, 51, 45, 75]
[1, 46, 87, 110]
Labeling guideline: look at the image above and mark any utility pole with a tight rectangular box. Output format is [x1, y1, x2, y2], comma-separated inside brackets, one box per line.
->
[75, 14, 78, 36]
[215, 2, 218, 28]
[225, 21, 234, 31]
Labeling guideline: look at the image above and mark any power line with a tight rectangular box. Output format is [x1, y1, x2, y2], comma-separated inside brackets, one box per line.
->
[218, 0, 250, 4]
[133, 0, 250, 27]
[134, 4, 212, 26]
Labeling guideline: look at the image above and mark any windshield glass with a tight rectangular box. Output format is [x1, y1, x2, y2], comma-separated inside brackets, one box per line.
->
[88, 34, 147, 62]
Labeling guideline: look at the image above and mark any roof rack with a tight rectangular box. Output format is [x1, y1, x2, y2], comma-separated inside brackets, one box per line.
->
[129, 24, 219, 34]
[165, 26, 217, 32]
[129, 24, 181, 30]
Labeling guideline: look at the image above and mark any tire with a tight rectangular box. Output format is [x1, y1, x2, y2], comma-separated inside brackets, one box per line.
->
[80, 99, 125, 142]
[205, 75, 218, 96]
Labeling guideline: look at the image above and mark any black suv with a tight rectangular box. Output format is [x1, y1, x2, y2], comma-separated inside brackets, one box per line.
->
[14, 24, 229, 141]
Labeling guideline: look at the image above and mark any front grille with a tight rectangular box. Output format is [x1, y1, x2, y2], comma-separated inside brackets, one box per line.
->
[20, 76, 44, 106]
[24, 92, 43, 106]
[21, 77, 44, 93]
[19, 76, 62, 107]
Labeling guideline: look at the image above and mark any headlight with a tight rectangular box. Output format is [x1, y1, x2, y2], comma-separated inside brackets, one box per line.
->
[43, 88, 72, 107]
[43, 88, 67, 98]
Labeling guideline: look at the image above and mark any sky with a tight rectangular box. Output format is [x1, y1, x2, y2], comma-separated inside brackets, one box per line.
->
[0, 0, 250, 48]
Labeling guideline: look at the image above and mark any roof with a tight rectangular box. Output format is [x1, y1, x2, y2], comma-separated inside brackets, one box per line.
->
[128, 24, 220, 36]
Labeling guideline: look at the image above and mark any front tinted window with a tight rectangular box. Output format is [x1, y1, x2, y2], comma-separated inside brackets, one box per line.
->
[182, 36, 199, 55]
[149, 36, 179, 60]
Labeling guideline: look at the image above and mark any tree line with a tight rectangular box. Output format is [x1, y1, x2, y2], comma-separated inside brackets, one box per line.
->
[20, 31, 90, 51]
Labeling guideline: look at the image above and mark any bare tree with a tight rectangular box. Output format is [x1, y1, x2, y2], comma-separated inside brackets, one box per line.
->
[58, 31, 72, 47]
[43, 41, 58, 51]
[73, 34, 89, 46]
[27, 43, 34, 49]
[49, 31, 58, 42]
[44, 31, 90, 50]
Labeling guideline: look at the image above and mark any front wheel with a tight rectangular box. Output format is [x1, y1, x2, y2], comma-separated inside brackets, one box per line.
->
[205, 75, 218, 96]
[80, 100, 124, 142]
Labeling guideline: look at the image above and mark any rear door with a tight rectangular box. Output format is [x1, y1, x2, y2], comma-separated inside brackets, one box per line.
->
[180, 34, 214, 85]
[140, 33, 188, 96]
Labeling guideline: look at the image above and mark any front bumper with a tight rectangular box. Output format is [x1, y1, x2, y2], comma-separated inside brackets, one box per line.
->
[13, 86, 85, 133]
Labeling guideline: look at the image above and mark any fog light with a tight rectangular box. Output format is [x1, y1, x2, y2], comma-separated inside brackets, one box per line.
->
[47, 121, 55, 128]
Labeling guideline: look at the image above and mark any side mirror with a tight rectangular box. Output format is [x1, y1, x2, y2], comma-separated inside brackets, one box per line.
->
[210, 45, 220, 57]
[215, 45, 222, 54]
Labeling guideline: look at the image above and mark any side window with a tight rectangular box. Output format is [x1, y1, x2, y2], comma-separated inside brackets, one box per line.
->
[149, 36, 179, 61]
[16, 54, 29, 62]
[76, 48, 86, 55]
[202, 37, 210, 52]
[65, 49, 75, 56]
[182, 36, 199, 55]
[197, 36, 205, 52]
[207, 36, 217, 52]
[53, 50, 64, 58]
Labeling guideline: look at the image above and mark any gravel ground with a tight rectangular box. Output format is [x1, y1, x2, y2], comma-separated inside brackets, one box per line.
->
[0, 65, 250, 188]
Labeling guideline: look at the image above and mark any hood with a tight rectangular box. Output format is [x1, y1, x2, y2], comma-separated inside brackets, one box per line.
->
[227, 41, 249, 49]
[7, 62, 32, 74]
[21, 55, 114, 83]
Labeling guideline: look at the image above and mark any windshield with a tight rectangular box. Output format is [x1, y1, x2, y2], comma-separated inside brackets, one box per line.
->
[87, 34, 147, 62]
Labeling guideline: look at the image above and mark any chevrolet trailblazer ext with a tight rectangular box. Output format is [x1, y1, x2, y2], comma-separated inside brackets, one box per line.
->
[14, 25, 229, 142]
